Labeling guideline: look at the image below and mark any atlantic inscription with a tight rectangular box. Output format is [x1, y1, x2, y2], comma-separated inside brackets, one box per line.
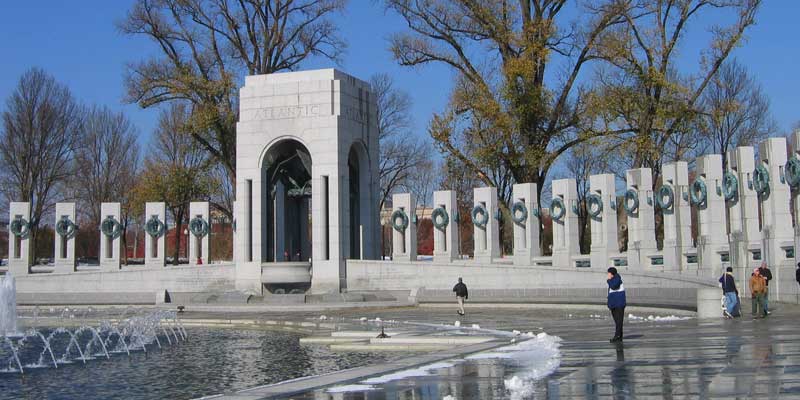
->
[249, 103, 368, 125]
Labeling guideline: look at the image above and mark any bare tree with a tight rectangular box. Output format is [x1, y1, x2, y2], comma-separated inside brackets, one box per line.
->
[372, 73, 433, 211]
[119, 0, 348, 216]
[698, 58, 776, 169]
[72, 106, 141, 263]
[406, 158, 437, 208]
[0, 68, 82, 256]
[593, 0, 762, 181]
[383, 0, 628, 209]
[132, 103, 216, 264]
[563, 143, 607, 254]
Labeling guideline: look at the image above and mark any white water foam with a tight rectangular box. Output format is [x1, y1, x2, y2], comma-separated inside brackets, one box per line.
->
[344, 331, 561, 399]
[466, 333, 562, 400]
[628, 314, 693, 322]
[361, 361, 457, 384]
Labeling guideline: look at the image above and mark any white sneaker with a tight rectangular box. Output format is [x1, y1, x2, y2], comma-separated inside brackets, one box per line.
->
[723, 310, 733, 319]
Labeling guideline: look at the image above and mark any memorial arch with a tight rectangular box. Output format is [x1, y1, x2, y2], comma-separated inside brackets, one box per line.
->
[234, 69, 380, 294]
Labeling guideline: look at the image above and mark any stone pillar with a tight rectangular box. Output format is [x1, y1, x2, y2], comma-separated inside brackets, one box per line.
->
[589, 174, 617, 270]
[391, 193, 417, 261]
[232, 199, 239, 265]
[7, 202, 31, 275]
[729, 147, 761, 290]
[473, 187, 501, 263]
[661, 162, 691, 272]
[99, 202, 122, 271]
[433, 190, 459, 262]
[758, 137, 793, 301]
[144, 202, 167, 268]
[512, 183, 540, 266]
[625, 168, 657, 269]
[189, 202, 211, 266]
[695, 154, 727, 276]
[792, 132, 800, 285]
[299, 198, 311, 261]
[53, 202, 77, 273]
[551, 179, 579, 267]
[274, 181, 286, 261]
[697, 287, 723, 319]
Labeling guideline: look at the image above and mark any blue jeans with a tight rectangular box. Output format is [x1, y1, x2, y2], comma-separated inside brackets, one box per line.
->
[724, 292, 737, 314]
[763, 288, 769, 312]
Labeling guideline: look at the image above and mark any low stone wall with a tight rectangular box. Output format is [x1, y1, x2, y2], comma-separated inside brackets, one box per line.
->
[415, 287, 699, 310]
[14, 264, 236, 297]
[346, 259, 716, 292]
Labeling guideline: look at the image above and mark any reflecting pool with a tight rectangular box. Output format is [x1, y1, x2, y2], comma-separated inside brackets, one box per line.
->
[0, 328, 403, 400]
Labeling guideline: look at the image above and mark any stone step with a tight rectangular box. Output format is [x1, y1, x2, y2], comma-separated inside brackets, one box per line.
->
[331, 330, 408, 338]
[369, 336, 494, 345]
[329, 343, 450, 352]
[299, 337, 368, 344]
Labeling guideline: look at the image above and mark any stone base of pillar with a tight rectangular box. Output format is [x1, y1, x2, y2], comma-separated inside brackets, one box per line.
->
[53, 262, 75, 274]
[7, 264, 29, 276]
[100, 263, 122, 272]
[697, 287, 723, 319]
[662, 239, 682, 273]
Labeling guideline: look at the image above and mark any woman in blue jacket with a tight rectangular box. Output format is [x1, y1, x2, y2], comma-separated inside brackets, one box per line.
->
[607, 267, 626, 342]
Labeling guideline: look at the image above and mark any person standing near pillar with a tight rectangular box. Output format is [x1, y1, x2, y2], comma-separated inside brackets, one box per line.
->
[607, 267, 626, 342]
[719, 267, 739, 319]
[750, 269, 768, 318]
[453, 277, 468, 316]
[758, 262, 773, 315]
[796, 263, 800, 286]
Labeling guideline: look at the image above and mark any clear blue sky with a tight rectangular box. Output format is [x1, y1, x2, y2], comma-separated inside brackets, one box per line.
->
[0, 1, 797, 150]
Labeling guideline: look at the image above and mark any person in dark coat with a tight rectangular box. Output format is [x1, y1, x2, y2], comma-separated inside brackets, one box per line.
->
[796, 263, 800, 286]
[607, 267, 626, 342]
[719, 266, 738, 318]
[453, 277, 468, 316]
[758, 262, 772, 315]
[796, 263, 800, 288]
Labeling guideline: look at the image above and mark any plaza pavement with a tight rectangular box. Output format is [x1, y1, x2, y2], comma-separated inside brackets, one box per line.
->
[192, 302, 800, 399]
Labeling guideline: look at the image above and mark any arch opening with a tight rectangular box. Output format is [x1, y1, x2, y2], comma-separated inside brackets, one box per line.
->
[261, 139, 312, 263]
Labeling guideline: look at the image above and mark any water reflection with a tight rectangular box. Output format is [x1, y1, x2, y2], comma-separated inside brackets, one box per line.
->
[310, 356, 562, 400]
[0, 328, 401, 400]
[610, 344, 632, 399]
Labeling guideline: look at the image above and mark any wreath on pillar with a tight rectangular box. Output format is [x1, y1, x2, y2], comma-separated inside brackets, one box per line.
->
[55, 216, 77, 239]
[511, 201, 528, 224]
[101, 216, 121, 238]
[656, 185, 674, 210]
[785, 158, 800, 188]
[623, 189, 639, 215]
[9, 216, 29, 238]
[189, 216, 210, 237]
[550, 197, 566, 221]
[471, 204, 488, 228]
[391, 209, 409, 233]
[722, 172, 739, 202]
[586, 194, 603, 218]
[690, 179, 707, 206]
[431, 207, 449, 231]
[145, 215, 165, 238]
[753, 164, 770, 196]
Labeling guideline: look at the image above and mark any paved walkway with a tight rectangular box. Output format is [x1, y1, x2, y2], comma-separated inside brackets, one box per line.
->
[190, 302, 800, 399]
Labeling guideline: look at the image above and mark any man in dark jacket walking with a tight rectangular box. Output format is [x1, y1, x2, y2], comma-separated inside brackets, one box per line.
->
[453, 277, 468, 316]
[758, 262, 772, 315]
[796, 263, 800, 287]
[719, 266, 738, 318]
[607, 267, 626, 342]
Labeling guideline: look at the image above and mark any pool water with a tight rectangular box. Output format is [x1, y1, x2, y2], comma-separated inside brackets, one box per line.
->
[0, 328, 401, 400]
